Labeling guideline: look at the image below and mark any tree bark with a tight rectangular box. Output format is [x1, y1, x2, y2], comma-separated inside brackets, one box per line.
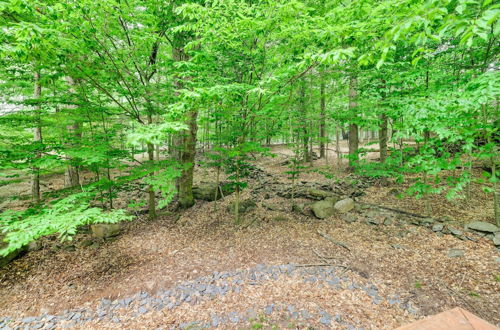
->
[299, 78, 310, 162]
[379, 113, 388, 162]
[177, 109, 198, 209]
[348, 75, 359, 168]
[319, 76, 326, 158]
[31, 72, 42, 202]
[147, 114, 157, 219]
[173, 41, 198, 209]
[64, 76, 81, 188]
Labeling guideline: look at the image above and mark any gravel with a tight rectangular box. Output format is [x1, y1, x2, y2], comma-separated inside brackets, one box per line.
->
[2, 263, 414, 329]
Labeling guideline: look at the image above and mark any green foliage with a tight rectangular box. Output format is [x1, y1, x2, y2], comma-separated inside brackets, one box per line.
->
[0, 0, 499, 253]
[0, 190, 133, 257]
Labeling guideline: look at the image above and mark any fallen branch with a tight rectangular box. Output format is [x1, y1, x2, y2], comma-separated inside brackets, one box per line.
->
[294, 263, 348, 268]
[317, 230, 351, 251]
[241, 217, 258, 229]
[312, 249, 336, 260]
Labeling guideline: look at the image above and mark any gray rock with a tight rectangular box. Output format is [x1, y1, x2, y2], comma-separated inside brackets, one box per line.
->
[389, 298, 401, 305]
[138, 306, 148, 315]
[342, 214, 358, 223]
[45, 323, 56, 330]
[466, 221, 499, 233]
[90, 241, 100, 249]
[91, 223, 122, 239]
[28, 240, 42, 252]
[193, 182, 234, 201]
[0, 234, 27, 268]
[121, 297, 133, 307]
[22, 317, 38, 323]
[306, 189, 338, 201]
[97, 309, 107, 318]
[211, 314, 220, 327]
[311, 200, 335, 219]
[334, 198, 355, 213]
[264, 305, 274, 315]
[80, 239, 95, 248]
[228, 312, 239, 323]
[301, 310, 312, 319]
[367, 217, 382, 225]
[447, 249, 465, 258]
[421, 218, 434, 227]
[448, 227, 463, 236]
[432, 224, 444, 232]
[246, 309, 258, 320]
[319, 313, 332, 325]
[227, 199, 257, 214]
[493, 233, 500, 246]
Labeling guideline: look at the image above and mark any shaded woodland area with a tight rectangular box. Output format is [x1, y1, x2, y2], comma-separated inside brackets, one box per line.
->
[0, 0, 499, 329]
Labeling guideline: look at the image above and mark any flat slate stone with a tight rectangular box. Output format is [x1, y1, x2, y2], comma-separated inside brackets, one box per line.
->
[466, 221, 499, 233]
[319, 313, 332, 325]
[447, 249, 465, 258]
[493, 233, 500, 246]
[432, 224, 444, 232]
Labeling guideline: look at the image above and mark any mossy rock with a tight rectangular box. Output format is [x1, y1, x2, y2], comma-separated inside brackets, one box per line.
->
[192, 182, 235, 201]
[0, 235, 27, 268]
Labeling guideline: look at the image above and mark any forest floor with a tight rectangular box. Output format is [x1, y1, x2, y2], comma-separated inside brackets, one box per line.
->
[0, 143, 499, 329]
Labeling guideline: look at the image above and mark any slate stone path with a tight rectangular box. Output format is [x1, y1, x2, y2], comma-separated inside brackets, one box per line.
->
[0, 264, 414, 329]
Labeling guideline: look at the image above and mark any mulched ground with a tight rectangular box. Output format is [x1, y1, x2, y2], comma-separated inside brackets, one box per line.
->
[0, 145, 499, 329]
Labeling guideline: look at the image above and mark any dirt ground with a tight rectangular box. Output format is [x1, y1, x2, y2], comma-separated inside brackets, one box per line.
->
[0, 143, 499, 328]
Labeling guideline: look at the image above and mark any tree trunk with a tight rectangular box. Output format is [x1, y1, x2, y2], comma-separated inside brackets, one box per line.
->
[348, 75, 359, 168]
[147, 114, 157, 220]
[341, 127, 348, 140]
[173, 41, 198, 209]
[379, 113, 388, 162]
[177, 109, 198, 209]
[319, 76, 326, 158]
[31, 72, 42, 203]
[155, 144, 160, 162]
[299, 78, 310, 162]
[63, 76, 81, 188]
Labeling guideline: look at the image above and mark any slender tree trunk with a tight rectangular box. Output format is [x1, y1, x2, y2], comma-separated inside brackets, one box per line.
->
[379, 113, 388, 162]
[348, 75, 359, 168]
[155, 144, 160, 161]
[341, 127, 348, 140]
[147, 113, 157, 219]
[336, 125, 341, 168]
[299, 79, 310, 162]
[31, 72, 42, 202]
[64, 76, 81, 188]
[319, 76, 326, 158]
